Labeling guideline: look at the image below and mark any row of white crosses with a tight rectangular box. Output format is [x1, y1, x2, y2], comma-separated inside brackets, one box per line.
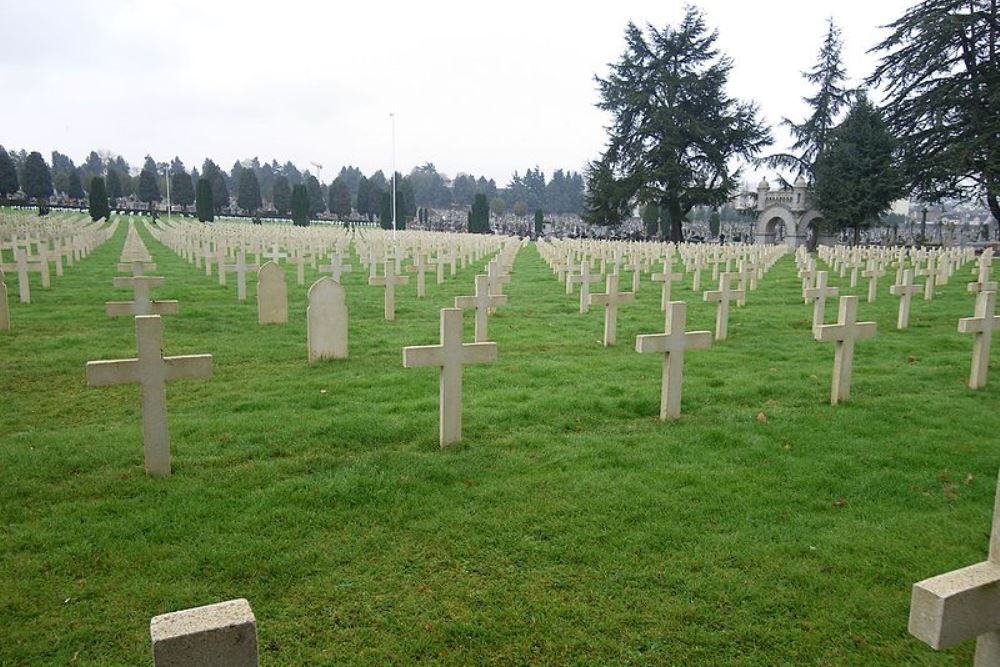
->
[86, 222, 213, 477]
[0, 213, 117, 305]
[536, 239, 788, 418]
[802, 245, 998, 401]
[153, 219, 514, 319]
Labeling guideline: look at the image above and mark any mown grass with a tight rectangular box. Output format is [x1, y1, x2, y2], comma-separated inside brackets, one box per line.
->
[1, 215, 997, 665]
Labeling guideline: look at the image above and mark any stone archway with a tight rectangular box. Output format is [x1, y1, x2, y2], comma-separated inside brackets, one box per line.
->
[799, 210, 825, 251]
[755, 206, 797, 247]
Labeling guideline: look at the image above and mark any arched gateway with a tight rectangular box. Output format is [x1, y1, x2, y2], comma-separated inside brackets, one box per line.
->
[754, 176, 832, 249]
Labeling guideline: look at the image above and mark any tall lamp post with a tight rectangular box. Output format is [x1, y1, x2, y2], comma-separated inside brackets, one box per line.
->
[390, 111, 397, 240]
[163, 166, 171, 218]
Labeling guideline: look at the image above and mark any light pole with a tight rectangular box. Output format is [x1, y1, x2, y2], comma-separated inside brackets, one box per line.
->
[390, 111, 397, 240]
[163, 166, 171, 218]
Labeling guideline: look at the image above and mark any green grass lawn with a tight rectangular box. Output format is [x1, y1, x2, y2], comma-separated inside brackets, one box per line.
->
[1, 217, 997, 665]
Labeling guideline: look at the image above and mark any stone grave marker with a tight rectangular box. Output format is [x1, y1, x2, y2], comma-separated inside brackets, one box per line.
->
[319, 252, 353, 283]
[890, 268, 922, 330]
[588, 273, 635, 346]
[863, 262, 886, 303]
[455, 274, 507, 342]
[223, 252, 259, 303]
[0, 270, 8, 331]
[106, 276, 179, 317]
[256, 261, 288, 325]
[703, 272, 744, 341]
[406, 253, 436, 298]
[909, 469, 1000, 664]
[651, 258, 684, 312]
[150, 598, 258, 667]
[369, 261, 409, 321]
[813, 295, 876, 405]
[307, 277, 348, 362]
[635, 301, 712, 420]
[402, 308, 497, 447]
[568, 261, 602, 314]
[804, 271, 839, 329]
[959, 290, 1000, 389]
[0, 250, 32, 304]
[86, 315, 213, 476]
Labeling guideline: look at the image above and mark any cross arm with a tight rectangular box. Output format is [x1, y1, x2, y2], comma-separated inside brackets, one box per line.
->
[164, 354, 213, 382]
[813, 324, 845, 342]
[86, 358, 140, 386]
[402, 345, 445, 368]
[461, 342, 498, 365]
[909, 560, 1000, 650]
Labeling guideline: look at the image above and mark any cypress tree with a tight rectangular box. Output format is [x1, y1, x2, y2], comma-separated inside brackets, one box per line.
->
[0, 146, 18, 198]
[137, 168, 160, 204]
[533, 208, 544, 235]
[67, 169, 85, 200]
[88, 177, 111, 221]
[170, 170, 195, 208]
[328, 177, 352, 219]
[272, 175, 291, 216]
[22, 151, 53, 205]
[236, 169, 262, 214]
[470, 194, 490, 233]
[196, 178, 215, 222]
[378, 191, 392, 229]
[291, 184, 310, 226]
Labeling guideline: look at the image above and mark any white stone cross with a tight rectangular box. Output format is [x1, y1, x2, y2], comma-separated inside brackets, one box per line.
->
[216, 241, 229, 286]
[402, 307, 497, 447]
[813, 296, 876, 405]
[0, 271, 9, 331]
[0, 250, 33, 304]
[486, 260, 510, 314]
[106, 276, 179, 317]
[369, 261, 409, 321]
[804, 271, 839, 329]
[890, 268, 923, 330]
[735, 260, 754, 307]
[455, 274, 507, 342]
[568, 261, 603, 314]
[625, 256, 643, 293]
[588, 273, 635, 346]
[959, 290, 1000, 389]
[651, 258, 684, 312]
[151, 598, 258, 667]
[86, 315, 213, 476]
[635, 300, 712, 420]
[919, 257, 938, 301]
[703, 272, 744, 341]
[319, 252, 353, 283]
[223, 251, 260, 303]
[263, 243, 287, 264]
[969, 255, 997, 295]
[690, 254, 706, 292]
[406, 253, 436, 298]
[862, 262, 886, 303]
[118, 260, 157, 277]
[909, 469, 1000, 664]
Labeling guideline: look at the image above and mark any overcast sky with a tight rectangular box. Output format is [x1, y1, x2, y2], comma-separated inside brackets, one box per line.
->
[1, 0, 915, 184]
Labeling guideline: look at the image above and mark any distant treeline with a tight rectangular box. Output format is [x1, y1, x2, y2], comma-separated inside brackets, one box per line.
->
[0, 146, 586, 217]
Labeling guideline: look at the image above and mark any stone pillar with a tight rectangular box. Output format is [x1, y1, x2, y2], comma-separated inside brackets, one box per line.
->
[150, 598, 258, 667]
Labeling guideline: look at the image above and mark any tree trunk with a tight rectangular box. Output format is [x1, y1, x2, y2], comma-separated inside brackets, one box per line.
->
[662, 199, 685, 242]
[987, 187, 1000, 242]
